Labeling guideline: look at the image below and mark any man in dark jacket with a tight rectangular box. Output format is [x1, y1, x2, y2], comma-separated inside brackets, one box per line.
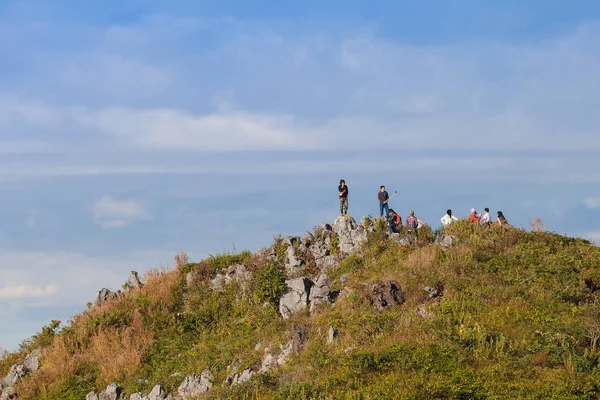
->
[338, 179, 348, 215]
[378, 185, 389, 217]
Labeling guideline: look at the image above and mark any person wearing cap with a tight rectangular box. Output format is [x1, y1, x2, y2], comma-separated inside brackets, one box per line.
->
[468, 208, 481, 223]
[338, 179, 349, 215]
[480, 208, 491, 225]
[406, 210, 425, 229]
[441, 209, 458, 226]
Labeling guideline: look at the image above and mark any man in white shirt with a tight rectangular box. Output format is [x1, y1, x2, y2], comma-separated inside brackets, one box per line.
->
[441, 209, 459, 226]
[479, 208, 491, 225]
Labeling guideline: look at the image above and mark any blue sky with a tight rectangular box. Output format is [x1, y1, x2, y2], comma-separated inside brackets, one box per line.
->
[1, 0, 600, 351]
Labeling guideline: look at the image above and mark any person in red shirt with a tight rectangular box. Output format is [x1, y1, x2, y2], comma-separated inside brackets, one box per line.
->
[468, 208, 481, 223]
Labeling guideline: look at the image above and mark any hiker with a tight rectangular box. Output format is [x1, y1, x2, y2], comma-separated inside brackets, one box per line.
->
[468, 208, 481, 223]
[441, 209, 458, 226]
[378, 186, 390, 217]
[387, 209, 402, 233]
[406, 210, 425, 229]
[338, 179, 349, 215]
[496, 211, 511, 227]
[480, 208, 491, 225]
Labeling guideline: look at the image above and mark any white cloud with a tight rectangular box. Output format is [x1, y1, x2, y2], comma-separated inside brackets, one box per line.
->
[93, 196, 151, 229]
[584, 198, 600, 209]
[0, 284, 58, 299]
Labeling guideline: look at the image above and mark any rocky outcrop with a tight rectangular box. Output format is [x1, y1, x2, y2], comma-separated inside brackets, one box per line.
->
[211, 264, 252, 291]
[279, 277, 313, 319]
[290, 325, 309, 353]
[86, 393, 99, 400]
[308, 274, 331, 313]
[327, 326, 339, 345]
[99, 383, 121, 400]
[129, 271, 144, 288]
[285, 245, 304, 274]
[177, 370, 213, 399]
[436, 234, 456, 248]
[0, 349, 42, 399]
[226, 368, 255, 386]
[130, 385, 168, 400]
[370, 280, 405, 311]
[332, 215, 368, 254]
[94, 288, 120, 307]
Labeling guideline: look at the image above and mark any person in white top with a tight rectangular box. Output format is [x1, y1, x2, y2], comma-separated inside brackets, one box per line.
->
[479, 208, 491, 225]
[441, 209, 459, 226]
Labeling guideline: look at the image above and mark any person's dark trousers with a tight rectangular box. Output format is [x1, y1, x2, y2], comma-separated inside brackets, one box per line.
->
[379, 203, 389, 217]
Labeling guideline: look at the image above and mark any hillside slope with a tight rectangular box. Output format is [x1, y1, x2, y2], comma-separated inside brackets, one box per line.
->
[2, 216, 600, 399]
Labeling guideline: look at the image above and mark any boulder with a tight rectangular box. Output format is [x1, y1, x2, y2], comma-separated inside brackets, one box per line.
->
[129, 271, 144, 288]
[389, 233, 411, 246]
[0, 387, 17, 400]
[309, 241, 329, 260]
[327, 326, 339, 345]
[282, 236, 301, 247]
[315, 255, 337, 272]
[424, 286, 441, 299]
[211, 264, 252, 290]
[309, 274, 331, 312]
[1, 364, 26, 387]
[370, 280, 405, 311]
[303, 231, 314, 245]
[436, 234, 456, 248]
[277, 340, 293, 366]
[94, 288, 119, 307]
[177, 370, 213, 399]
[86, 392, 99, 400]
[279, 277, 313, 319]
[23, 349, 42, 373]
[226, 368, 254, 386]
[285, 245, 304, 273]
[290, 325, 309, 353]
[99, 383, 121, 400]
[332, 215, 367, 254]
[131, 385, 167, 400]
[260, 353, 277, 373]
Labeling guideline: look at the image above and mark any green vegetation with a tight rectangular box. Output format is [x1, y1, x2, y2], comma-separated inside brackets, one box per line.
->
[4, 220, 600, 399]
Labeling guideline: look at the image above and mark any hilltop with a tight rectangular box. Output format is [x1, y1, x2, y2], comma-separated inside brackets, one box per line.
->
[2, 215, 600, 399]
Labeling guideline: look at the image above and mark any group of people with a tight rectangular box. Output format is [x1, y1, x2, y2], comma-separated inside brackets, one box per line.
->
[337, 180, 511, 233]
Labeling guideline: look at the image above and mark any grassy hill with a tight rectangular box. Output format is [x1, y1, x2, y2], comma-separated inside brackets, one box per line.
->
[3, 219, 600, 399]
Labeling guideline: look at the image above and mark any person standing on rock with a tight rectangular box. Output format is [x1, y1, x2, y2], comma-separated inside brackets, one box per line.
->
[378, 186, 390, 217]
[338, 179, 349, 215]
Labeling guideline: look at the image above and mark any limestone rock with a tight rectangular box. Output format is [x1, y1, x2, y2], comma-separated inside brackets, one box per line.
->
[290, 325, 309, 353]
[131, 385, 166, 400]
[370, 280, 405, 311]
[303, 231, 314, 245]
[285, 245, 304, 274]
[94, 288, 118, 307]
[436, 234, 456, 248]
[277, 340, 294, 366]
[0, 387, 17, 400]
[211, 264, 251, 290]
[99, 383, 121, 400]
[178, 370, 213, 399]
[226, 368, 254, 386]
[1, 364, 26, 387]
[279, 277, 313, 319]
[309, 274, 331, 312]
[327, 326, 339, 345]
[86, 392, 99, 400]
[129, 271, 143, 288]
[23, 349, 42, 373]
[260, 353, 277, 373]
[332, 215, 367, 254]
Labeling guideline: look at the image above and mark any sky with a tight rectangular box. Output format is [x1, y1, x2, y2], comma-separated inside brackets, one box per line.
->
[1, 0, 600, 351]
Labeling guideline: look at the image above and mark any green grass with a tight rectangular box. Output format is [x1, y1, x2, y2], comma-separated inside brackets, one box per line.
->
[6, 221, 600, 399]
